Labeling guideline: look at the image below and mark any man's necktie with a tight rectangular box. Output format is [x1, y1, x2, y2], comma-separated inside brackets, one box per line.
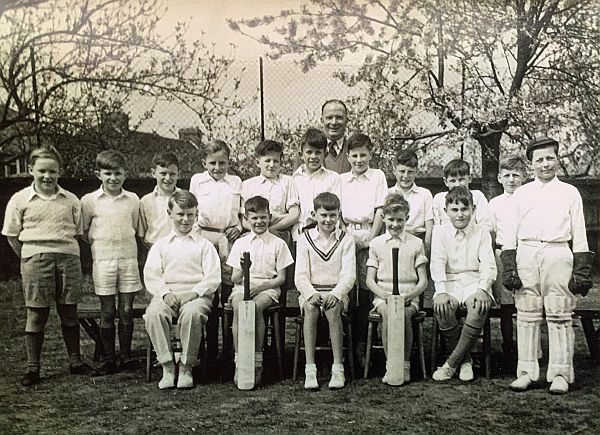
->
[328, 140, 337, 157]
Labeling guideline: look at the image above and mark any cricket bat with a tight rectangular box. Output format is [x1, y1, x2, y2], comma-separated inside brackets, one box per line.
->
[386, 247, 405, 386]
[237, 251, 255, 390]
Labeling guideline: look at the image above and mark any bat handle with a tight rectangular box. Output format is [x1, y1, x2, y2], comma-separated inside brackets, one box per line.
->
[242, 251, 251, 301]
[392, 247, 399, 296]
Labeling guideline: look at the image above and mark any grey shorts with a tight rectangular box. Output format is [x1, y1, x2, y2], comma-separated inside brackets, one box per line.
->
[21, 253, 82, 307]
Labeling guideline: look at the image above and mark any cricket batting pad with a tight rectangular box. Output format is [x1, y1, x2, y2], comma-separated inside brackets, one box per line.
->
[545, 295, 576, 383]
[515, 294, 544, 381]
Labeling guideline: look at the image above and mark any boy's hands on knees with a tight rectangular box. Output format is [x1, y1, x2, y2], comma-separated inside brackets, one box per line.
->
[249, 285, 262, 298]
[308, 293, 322, 307]
[225, 226, 241, 241]
[322, 293, 339, 310]
[163, 292, 180, 311]
[433, 294, 453, 318]
[178, 292, 199, 306]
[472, 290, 491, 315]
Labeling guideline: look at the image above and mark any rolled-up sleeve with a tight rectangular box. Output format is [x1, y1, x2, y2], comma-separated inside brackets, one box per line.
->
[430, 226, 448, 296]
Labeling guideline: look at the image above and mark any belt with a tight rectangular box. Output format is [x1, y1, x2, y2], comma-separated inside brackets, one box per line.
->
[200, 226, 225, 233]
[314, 285, 335, 291]
[346, 221, 372, 231]
[521, 240, 569, 247]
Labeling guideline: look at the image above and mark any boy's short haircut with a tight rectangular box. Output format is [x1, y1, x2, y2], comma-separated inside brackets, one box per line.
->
[395, 149, 419, 168]
[96, 150, 128, 171]
[168, 190, 198, 211]
[300, 128, 327, 151]
[255, 140, 283, 157]
[443, 159, 471, 178]
[244, 196, 270, 215]
[321, 99, 348, 116]
[29, 146, 62, 167]
[152, 152, 179, 168]
[202, 139, 230, 159]
[445, 186, 474, 207]
[313, 192, 340, 211]
[499, 154, 528, 174]
[346, 133, 372, 151]
[382, 192, 410, 216]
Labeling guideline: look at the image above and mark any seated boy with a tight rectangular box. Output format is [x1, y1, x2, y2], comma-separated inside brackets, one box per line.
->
[143, 191, 221, 389]
[81, 150, 142, 374]
[389, 149, 433, 255]
[432, 159, 492, 232]
[431, 186, 496, 382]
[295, 192, 356, 390]
[2, 147, 93, 386]
[241, 140, 299, 245]
[139, 152, 181, 249]
[226, 196, 294, 387]
[366, 193, 428, 384]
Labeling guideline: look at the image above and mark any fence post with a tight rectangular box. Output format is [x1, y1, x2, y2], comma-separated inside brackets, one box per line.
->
[259, 57, 265, 141]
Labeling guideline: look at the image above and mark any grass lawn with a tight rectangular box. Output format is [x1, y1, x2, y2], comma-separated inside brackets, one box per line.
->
[0, 277, 599, 435]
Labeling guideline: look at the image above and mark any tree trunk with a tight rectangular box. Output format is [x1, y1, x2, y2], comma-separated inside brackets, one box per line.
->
[475, 120, 508, 200]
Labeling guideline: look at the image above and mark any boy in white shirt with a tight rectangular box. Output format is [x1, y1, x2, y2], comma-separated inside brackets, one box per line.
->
[389, 149, 434, 254]
[81, 150, 142, 375]
[242, 140, 299, 245]
[340, 133, 387, 366]
[502, 137, 594, 394]
[292, 128, 341, 240]
[226, 196, 294, 387]
[432, 159, 492, 232]
[489, 154, 527, 365]
[295, 192, 356, 390]
[139, 152, 181, 248]
[143, 190, 221, 389]
[431, 186, 496, 382]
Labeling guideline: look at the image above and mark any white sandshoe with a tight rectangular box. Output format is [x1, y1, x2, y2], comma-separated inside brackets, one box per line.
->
[158, 361, 176, 390]
[304, 364, 318, 390]
[549, 375, 569, 395]
[432, 362, 455, 381]
[177, 363, 194, 389]
[328, 363, 345, 389]
[459, 361, 474, 382]
[509, 374, 533, 391]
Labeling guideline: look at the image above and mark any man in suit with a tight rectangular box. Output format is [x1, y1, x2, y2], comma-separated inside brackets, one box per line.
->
[321, 100, 351, 174]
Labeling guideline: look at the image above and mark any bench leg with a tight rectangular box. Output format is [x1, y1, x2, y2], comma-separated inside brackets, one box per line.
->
[79, 318, 104, 362]
[581, 316, 600, 363]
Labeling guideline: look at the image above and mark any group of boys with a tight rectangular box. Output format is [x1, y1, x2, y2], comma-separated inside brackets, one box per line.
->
[3, 100, 593, 396]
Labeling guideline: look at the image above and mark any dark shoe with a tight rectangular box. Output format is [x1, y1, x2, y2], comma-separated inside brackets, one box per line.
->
[120, 358, 140, 371]
[92, 361, 118, 376]
[70, 362, 94, 376]
[21, 371, 40, 387]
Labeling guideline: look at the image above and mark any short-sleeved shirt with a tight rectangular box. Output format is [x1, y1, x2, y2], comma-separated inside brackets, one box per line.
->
[241, 174, 299, 217]
[189, 171, 242, 230]
[292, 165, 341, 238]
[341, 168, 387, 224]
[81, 188, 139, 260]
[138, 187, 181, 245]
[388, 183, 434, 236]
[226, 231, 294, 301]
[432, 189, 492, 232]
[488, 192, 515, 247]
[2, 184, 82, 258]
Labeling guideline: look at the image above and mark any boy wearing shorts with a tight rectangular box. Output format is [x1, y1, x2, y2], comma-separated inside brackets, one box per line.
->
[366, 193, 428, 383]
[2, 147, 93, 386]
[431, 186, 496, 382]
[81, 150, 143, 374]
[143, 190, 221, 389]
[295, 192, 356, 390]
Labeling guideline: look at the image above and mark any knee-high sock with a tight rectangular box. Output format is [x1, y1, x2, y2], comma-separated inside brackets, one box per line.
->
[99, 327, 116, 363]
[61, 325, 83, 366]
[118, 321, 134, 359]
[447, 323, 480, 369]
[25, 331, 44, 372]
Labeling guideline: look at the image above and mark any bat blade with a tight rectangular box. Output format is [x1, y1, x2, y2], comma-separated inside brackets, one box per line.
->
[386, 294, 405, 386]
[237, 299, 255, 390]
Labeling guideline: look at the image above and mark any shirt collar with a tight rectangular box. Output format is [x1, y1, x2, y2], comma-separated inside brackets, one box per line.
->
[349, 167, 374, 181]
[152, 185, 180, 197]
[92, 187, 127, 200]
[309, 226, 343, 242]
[26, 184, 67, 201]
[453, 222, 474, 238]
[393, 182, 418, 195]
[294, 165, 325, 177]
[197, 170, 233, 185]
[533, 175, 559, 188]
[166, 228, 202, 243]
[247, 230, 271, 242]
[255, 174, 280, 184]
[384, 230, 406, 242]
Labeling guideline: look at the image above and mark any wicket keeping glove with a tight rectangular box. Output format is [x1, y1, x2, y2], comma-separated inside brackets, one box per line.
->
[501, 249, 522, 292]
[569, 251, 596, 296]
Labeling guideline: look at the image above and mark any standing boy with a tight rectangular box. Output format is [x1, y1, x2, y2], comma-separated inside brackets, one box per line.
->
[295, 192, 356, 390]
[242, 140, 299, 245]
[489, 154, 527, 364]
[143, 190, 221, 389]
[139, 152, 181, 248]
[226, 196, 294, 386]
[81, 150, 143, 374]
[366, 193, 428, 383]
[432, 159, 492, 232]
[431, 186, 496, 382]
[2, 147, 93, 386]
[389, 149, 434, 255]
[340, 133, 387, 366]
[502, 137, 594, 394]
[292, 128, 341, 240]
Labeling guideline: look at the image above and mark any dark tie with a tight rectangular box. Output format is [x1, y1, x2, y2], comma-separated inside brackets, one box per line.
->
[328, 140, 337, 157]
